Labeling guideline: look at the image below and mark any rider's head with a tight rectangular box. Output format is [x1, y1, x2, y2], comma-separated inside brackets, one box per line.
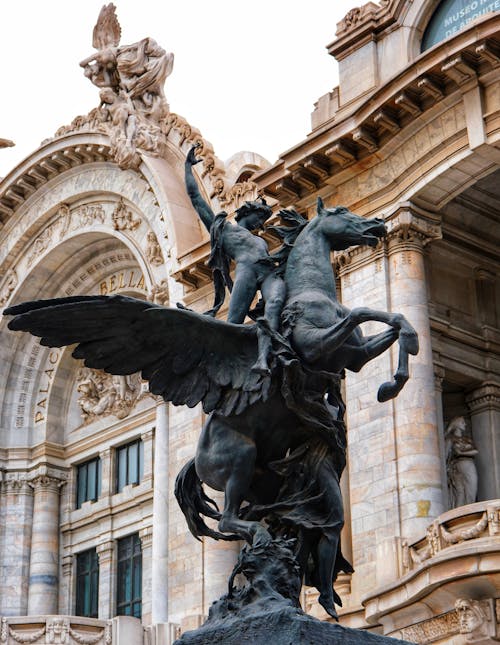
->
[235, 197, 273, 231]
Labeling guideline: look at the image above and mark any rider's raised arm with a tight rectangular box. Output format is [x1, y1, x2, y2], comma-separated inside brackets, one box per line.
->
[185, 146, 215, 233]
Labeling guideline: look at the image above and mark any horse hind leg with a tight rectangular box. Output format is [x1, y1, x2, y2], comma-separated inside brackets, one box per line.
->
[217, 443, 272, 546]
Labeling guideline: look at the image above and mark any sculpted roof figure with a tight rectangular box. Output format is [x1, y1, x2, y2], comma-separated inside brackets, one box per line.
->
[79, 3, 174, 168]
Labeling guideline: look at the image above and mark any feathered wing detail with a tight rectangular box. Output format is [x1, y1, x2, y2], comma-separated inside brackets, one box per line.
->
[5, 295, 268, 416]
[93, 3, 121, 50]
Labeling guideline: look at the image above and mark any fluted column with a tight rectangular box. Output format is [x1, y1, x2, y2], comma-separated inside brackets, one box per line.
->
[152, 401, 169, 624]
[27, 474, 64, 615]
[96, 540, 115, 620]
[434, 362, 449, 509]
[386, 205, 444, 539]
[466, 382, 500, 501]
[140, 527, 153, 624]
[0, 475, 33, 615]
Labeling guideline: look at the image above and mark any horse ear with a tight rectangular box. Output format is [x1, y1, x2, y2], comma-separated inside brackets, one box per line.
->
[317, 197, 325, 213]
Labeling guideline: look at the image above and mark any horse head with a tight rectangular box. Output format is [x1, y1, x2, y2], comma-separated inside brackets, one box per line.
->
[316, 197, 386, 250]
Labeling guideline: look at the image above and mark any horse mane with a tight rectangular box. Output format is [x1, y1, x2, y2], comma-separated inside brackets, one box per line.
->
[266, 208, 308, 270]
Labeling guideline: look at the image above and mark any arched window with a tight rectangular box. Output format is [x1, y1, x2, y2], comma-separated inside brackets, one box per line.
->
[422, 0, 500, 51]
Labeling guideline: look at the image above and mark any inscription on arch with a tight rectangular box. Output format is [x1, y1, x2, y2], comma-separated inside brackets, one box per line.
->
[422, 0, 500, 51]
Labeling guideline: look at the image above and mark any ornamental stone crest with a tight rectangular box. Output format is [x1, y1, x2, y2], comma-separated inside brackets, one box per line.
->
[79, 3, 174, 169]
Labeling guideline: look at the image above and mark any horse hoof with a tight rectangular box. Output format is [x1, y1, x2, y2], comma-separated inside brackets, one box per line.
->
[400, 330, 419, 355]
[252, 527, 272, 548]
[377, 381, 400, 402]
[318, 594, 339, 621]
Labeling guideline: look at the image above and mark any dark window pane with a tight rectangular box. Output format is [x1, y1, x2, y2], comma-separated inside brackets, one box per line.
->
[117, 534, 142, 618]
[117, 447, 127, 492]
[76, 458, 101, 508]
[139, 441, 144, 482]
[128, 442, 138, 485]
[76, 549, 99, 618]
[77, 464, 87, 509]
[87, 460, 96, 501]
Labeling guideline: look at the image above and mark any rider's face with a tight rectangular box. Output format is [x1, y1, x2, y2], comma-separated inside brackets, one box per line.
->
[238, 212, 266, 231]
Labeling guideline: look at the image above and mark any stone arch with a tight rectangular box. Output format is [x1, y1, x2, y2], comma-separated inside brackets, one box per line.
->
[0, 229, 153, 447]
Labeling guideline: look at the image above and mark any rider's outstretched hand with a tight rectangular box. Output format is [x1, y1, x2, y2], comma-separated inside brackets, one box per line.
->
[187, 143, 203, 166]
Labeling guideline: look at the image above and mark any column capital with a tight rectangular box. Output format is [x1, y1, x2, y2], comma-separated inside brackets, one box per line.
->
[139, 526, 153, 548]
[434, 363, 446, 391]
[29, 474, 66, 492]
[385, 203, 442, 254]
[466, 381, 500, 412]
[141, 428, 155, 442]
[96, 540, 115, 560]
[1, 473, 33, 495]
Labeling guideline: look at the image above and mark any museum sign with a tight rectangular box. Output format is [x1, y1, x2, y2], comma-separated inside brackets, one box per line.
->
[422, 0, 500, 50]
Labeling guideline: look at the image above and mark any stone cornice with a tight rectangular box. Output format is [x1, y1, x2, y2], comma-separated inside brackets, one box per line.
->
[256, 15, 500, 206]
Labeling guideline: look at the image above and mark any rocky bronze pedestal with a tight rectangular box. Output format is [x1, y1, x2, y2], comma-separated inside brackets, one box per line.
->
[174, 539, 412, 645]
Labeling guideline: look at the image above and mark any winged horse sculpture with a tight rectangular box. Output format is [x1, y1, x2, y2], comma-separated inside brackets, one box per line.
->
[4, 191, 418, 619]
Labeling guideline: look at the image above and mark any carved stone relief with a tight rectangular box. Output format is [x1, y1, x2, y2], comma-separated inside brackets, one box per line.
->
[77, 4, 174, 169]
[75, 366, 144, 424]
[0, 616, 112, 645]
[149, 278, 169, 306]
[399, 610, 460, 644]
[0, 270, 18, 306]
[145, 231, 164, 266]
[445, 416, 479, 509]
[111, 199, 141, 231]
[455, 598, 498, 643]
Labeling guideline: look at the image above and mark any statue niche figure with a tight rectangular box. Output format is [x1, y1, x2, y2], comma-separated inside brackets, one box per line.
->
[445, 416, 479, 508]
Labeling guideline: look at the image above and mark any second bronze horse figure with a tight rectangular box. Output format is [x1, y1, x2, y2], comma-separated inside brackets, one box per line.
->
[4, 145, 418, 619]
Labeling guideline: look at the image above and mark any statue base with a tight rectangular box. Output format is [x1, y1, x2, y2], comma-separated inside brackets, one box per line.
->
[173, 606, 412, 644]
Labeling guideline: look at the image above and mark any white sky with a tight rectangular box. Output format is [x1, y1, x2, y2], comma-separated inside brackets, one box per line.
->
[0, 0, 359, 177]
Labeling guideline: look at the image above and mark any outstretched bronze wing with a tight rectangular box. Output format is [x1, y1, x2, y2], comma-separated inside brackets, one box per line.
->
[5, 295, 268, 416]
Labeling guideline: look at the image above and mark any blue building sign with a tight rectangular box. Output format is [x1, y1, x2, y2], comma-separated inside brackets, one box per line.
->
[422, 0, 500, 51]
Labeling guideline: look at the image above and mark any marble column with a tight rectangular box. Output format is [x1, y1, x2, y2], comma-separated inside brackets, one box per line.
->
[97, 540, 115, 620]
[466, 382, 500, 501]
[152, 401, 169, 624]
[27, 474, 63, 615]
[0, 476, 33, 615]
[99, 448, 113, 500]
[434, 362, 449, 509]
[141, 428, 154, 488]
[386, 206, 444, 540]
[139, 527, 153, 624]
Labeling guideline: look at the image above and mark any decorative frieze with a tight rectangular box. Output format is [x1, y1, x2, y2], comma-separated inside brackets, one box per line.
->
[398, 610, 460, 644]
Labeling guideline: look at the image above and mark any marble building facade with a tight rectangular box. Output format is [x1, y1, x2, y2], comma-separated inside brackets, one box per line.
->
[0, 1, 499, 643]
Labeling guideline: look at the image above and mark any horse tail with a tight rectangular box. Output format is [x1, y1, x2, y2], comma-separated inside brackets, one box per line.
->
[174, 458, 239, 542]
